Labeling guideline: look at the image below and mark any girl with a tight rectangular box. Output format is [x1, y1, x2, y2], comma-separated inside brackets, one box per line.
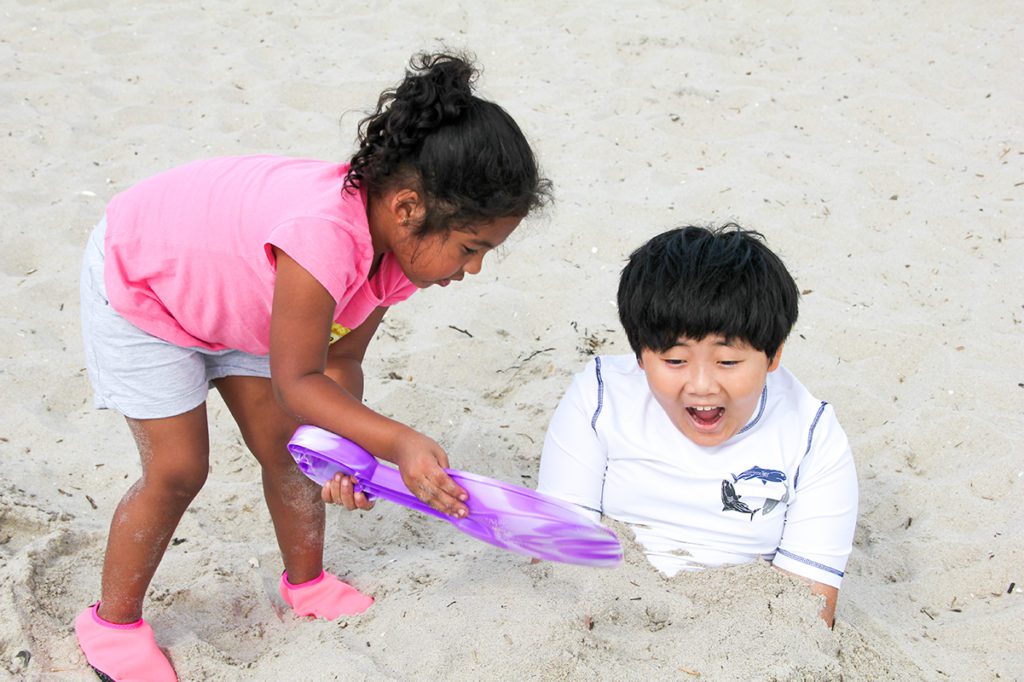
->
[75, 52, 551, 682]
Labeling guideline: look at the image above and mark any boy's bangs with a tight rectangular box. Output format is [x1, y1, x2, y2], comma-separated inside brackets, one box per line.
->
[644, 286, 766, 354]
[618, 225, 799, 360]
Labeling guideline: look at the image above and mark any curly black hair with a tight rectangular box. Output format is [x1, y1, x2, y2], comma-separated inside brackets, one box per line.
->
[345, 52, 552, 235]
[617, 225, 799, 360]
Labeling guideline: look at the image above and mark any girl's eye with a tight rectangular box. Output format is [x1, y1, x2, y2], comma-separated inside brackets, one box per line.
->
[461, 246, 478, 256]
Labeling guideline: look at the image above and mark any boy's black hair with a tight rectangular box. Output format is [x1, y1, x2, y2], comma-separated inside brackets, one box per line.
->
[345, 52, 552, 235]
[617, 224, 799, 360]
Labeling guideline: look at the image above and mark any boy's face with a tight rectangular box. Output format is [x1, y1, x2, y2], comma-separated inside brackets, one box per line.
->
[638, 335, 782, 447]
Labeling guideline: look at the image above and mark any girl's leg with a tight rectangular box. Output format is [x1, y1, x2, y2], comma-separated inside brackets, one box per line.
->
[98, 404, 210, 624]
[213, 376, 324, 583]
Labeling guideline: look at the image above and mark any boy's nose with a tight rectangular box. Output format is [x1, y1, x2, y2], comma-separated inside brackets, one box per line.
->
[686, 365, 717, 394]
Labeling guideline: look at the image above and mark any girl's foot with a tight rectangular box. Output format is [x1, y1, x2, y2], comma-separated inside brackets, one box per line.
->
[74, 603, 177, 682]
[279, 570, 373, 619]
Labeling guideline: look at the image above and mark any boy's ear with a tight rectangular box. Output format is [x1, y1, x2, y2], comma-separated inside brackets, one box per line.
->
[767, 344, 784, 372]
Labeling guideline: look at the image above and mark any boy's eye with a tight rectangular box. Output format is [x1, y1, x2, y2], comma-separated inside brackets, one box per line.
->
[461, 246, 478, 256]
[664, 358, 686, 366]
[719, 360, 740, 367]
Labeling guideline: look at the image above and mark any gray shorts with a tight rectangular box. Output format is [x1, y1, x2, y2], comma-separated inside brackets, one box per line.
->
[80, 217, 271, 420]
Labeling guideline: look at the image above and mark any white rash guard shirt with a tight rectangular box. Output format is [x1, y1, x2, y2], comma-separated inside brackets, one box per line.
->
[536, 354, 858, 588]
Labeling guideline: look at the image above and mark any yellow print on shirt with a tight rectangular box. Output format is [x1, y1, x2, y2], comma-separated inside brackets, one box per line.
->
[330, 323, 351, 345]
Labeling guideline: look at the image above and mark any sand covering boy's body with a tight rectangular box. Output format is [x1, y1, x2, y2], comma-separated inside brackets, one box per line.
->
[537, 225, 858, 625]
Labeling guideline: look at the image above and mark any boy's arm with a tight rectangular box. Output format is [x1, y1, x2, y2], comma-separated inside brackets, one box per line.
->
[775, 568, 839, 627]
[772, 405, 857, 626]
[536, 359, 609, 521]
[810, 580, 839, 627]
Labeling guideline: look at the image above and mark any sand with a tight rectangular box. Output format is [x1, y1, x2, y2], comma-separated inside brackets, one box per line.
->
[1, 1, 1022, 680]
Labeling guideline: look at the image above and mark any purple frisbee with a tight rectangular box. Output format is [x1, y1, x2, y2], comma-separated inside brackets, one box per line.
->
[287, 425, 622, 568]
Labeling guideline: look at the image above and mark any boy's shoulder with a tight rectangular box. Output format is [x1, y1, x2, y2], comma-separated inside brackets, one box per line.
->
[764, 365, 829, 416]
[592, 353, 645, 376]
[564, 354, 646, 410]
[574, 353, 646, 389]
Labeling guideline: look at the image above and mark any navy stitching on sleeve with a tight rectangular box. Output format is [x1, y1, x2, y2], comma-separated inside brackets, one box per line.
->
[591, 356, 605, 432]
[805, 401, 828, 455]
[794, 401, 828, 490]
[775, 548, 844, 577]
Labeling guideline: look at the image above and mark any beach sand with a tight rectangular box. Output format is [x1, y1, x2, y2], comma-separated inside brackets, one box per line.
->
[1, 1, 1022, 679]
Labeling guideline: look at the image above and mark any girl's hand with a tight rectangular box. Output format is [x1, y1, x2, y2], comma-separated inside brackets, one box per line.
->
[321, 473, 375, 511]
[393, 433, 469, 518]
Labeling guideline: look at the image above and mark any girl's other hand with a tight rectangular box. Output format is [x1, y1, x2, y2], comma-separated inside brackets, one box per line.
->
[393, 433, 469, 518]
[321, 473, 375, 511]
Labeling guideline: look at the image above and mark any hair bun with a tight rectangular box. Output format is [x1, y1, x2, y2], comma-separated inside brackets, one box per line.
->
[393, 52, 477, 130]
[345, 51, 550, 229]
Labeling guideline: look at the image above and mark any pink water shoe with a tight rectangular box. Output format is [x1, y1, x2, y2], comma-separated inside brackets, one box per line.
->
[279, 570, 373, 619]
[74, 603, 176, 682]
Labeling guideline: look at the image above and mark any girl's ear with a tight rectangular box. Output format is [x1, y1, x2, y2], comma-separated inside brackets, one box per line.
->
[389, 188, 425, 228]
[767, 344, 784, 372]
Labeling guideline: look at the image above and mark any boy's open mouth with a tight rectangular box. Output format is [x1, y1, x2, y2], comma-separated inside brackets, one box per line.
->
[686, 406, 725, 429]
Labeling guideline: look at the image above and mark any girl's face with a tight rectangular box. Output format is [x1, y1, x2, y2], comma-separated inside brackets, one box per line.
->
[395, 216, 522, 288]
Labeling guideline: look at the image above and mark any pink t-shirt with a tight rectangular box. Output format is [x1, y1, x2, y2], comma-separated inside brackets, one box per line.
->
[104, 155, 417, 354]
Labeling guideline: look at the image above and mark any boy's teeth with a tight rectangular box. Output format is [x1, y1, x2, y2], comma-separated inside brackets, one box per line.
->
[693, 406, 717, 411]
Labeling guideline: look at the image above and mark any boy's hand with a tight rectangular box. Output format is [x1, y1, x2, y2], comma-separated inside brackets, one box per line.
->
[321, 473, 375, 510]
[392, 432, 469, 518]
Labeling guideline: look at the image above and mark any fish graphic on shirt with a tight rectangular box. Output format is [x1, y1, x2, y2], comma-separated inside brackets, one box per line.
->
[760, 487, 790, 516]
[731, 466, 787, 485]
[721, 480, 760, 521]
[729, 466, 790, 517]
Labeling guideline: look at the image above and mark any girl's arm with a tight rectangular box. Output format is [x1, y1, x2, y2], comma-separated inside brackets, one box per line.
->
[322, 305, 386, 399]
[319, 306, 385, 511]
[269, 248, 468, 517]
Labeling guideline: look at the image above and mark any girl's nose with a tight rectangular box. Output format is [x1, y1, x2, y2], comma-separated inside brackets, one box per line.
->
[463, 252, 485, 276]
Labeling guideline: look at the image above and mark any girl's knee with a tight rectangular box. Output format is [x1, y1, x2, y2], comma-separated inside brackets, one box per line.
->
[259, 448, 307, 485]
[145, 463, 208, 500]
[248, 426, 299, 469]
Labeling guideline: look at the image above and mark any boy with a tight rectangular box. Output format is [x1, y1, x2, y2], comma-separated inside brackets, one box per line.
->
[536, 225, 858, 626]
